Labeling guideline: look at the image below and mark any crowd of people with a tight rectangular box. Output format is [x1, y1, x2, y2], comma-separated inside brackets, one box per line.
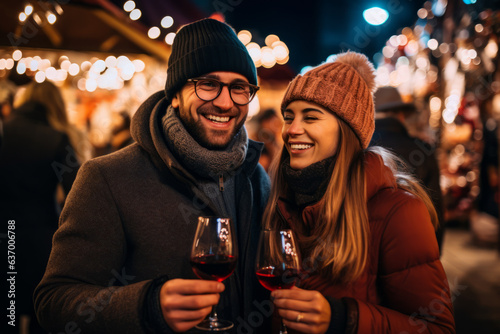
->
[1, 18, 460, 334]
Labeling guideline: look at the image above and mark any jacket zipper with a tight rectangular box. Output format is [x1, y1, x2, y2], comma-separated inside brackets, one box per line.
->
[219, 174, 224, 191]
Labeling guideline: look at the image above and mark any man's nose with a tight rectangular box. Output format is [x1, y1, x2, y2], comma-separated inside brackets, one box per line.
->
[212, 86, 233, 110]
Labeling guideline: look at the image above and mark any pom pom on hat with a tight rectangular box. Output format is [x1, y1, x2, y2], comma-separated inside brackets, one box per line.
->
[281, 51, 377, 149]
[334, 52, 377, 94]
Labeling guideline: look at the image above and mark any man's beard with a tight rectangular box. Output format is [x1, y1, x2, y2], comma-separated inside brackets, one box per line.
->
[178, 99, 245, 150]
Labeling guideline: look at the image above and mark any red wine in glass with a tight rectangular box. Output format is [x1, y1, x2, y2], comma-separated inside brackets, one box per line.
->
[190, 216, 238, 331]
[255, 229, 301, 334]
[190, 254, 237, 282]
[255, 267, 301, 291]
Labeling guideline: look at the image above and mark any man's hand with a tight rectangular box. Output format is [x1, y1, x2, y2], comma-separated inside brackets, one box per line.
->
[160, 279, 225, 332]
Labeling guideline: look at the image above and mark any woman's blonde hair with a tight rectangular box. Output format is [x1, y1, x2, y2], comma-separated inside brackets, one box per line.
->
[263, 118, 438, 283]
[16, 81, 90, 161]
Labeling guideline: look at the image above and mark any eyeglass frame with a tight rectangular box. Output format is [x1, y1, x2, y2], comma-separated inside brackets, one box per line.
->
[186, 77, 260, 106]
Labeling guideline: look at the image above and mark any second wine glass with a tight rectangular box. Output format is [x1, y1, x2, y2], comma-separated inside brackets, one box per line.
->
[190, 216, 238, 331]
[255, 229, 301, 334]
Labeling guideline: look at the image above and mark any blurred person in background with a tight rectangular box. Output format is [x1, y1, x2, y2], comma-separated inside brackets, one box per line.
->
[471, 99, 499, 247]
[249, 108, 283, 171]
[0, 79, 16, 148]
[370, 86, 445, 252]
[0, 80, 88, 333]
[109, 110, 134, 152]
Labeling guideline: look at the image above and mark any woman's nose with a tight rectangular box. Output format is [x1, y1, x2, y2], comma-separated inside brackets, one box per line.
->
[285, 119, 304, 136]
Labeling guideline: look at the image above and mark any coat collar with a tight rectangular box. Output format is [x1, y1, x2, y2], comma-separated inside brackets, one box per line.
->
[130, 90, 263, 181]
[277, 151, 397, 230]
[364, 151, 397, 201]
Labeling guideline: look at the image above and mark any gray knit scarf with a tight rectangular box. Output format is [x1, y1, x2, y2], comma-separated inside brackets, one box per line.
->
[162, 105, 248, 179]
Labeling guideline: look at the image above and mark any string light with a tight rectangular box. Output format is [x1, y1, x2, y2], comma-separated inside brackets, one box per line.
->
[13, 50, 22, 61]
[129, 8, 141, 21]
[46, 12, 57, 24]
[161, 16, 174, 28]
[165, 32, 176, 45]
[240, 31, 289, 68]
[30, 59, 39, 71]
[237, 30, 252, 45]
[148, 27, 161, 39]
[24, 4, 34, 15]
[35, 71, 46, 83]
[123, 0, 135, 12]
[5, 59, 14, 70]
[68, 63, 80, 76]
[16, 62, 27, 75]
[19, 12, 27, 22]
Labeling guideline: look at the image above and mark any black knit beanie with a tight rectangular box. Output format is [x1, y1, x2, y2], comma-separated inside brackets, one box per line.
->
[165, 18, 257, 101]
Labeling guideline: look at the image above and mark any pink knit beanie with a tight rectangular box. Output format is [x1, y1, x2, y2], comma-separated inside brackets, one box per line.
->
[281, 51, 377, 149]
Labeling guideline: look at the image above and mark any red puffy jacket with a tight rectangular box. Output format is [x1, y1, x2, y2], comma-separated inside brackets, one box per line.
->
[277, 152, 455, 333]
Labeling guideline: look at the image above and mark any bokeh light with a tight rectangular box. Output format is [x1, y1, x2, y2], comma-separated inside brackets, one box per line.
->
[123, 1, 135, 12]
[46, 12, 57, 24]
[363, 7, 389, 26]
[25, 4, 34, 15]
[161, 16, 174, 28]
[35, 71, 46, 83]
[130, 9, 141, 21]
[165, 32, 176, 45]
[237, 30, 252, 46]
[148, 27, 161, 39]
[13, 50, 22, 61]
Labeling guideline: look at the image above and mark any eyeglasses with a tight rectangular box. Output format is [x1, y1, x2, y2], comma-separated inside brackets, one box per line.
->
[187, 78, 260, 106]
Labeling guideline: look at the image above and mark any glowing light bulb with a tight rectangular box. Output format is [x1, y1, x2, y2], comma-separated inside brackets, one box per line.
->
[46, 12, 57, 24]
[25, 5, 34, 15]
[17, 62, 27, 74]
[237, 30, 252, 46]
[19, 12, 27, 22]
[165, 33, 176, 45]
[161, 16, 174, 28]
[130, 9, 141, 21]
[124, 1, 135, 12]
[68, 63, 80, 76]
[363, 7, 389, 26]
[148, 27, 161, 39]
[35, 71, 46, 83]
[13, 50, 22, 61]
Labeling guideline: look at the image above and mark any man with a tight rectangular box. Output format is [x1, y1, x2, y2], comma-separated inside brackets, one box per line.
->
[35, 18, 270, 333]
[370, 86, 445, 251]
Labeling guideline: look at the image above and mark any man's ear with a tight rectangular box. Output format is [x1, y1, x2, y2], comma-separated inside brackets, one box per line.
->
[171, 93, 179, 108]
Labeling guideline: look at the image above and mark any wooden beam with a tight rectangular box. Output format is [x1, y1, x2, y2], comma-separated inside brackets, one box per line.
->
[92, 9, 170, 62]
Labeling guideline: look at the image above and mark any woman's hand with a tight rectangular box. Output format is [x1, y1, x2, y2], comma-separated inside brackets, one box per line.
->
[271, 287, 331, 334]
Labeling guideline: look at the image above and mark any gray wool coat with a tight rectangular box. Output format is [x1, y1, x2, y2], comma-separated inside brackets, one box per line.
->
[34, 91, 271, 333]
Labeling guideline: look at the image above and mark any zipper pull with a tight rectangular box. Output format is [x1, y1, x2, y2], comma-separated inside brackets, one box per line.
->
[219, 175, 224, 191]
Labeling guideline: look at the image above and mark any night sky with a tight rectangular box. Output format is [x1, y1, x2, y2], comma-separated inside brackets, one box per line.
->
[191, 0, 427, 72]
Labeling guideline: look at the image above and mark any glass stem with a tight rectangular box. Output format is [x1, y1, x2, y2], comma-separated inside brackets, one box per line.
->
[208, 305, 218, 323]
[280, 318, 288, 334]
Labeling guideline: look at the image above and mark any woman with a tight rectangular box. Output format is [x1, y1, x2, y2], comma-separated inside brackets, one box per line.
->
[0, 80, 88, 333]
[264, 52, 455, 333]
[15, 80, 91, 161]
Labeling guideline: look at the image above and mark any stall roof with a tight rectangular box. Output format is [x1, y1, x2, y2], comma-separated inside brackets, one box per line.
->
[0, 0, 172, 61]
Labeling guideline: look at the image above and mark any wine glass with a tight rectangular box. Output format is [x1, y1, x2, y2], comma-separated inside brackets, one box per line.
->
[255, 229, 301, 334]
[190, 216, 238, 331]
